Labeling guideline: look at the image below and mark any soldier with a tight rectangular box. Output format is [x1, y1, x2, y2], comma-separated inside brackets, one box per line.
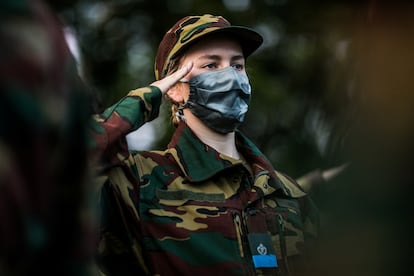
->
[0, 0, 98, 275]
[92, 14, 319, 276]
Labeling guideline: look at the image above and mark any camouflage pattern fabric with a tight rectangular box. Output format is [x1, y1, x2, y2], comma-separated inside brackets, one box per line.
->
[92, 87, 319, 276]
[0, 1, 98, 275]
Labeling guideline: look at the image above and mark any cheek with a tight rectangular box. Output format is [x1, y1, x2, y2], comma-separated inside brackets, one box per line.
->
[185, 67, 204, 80]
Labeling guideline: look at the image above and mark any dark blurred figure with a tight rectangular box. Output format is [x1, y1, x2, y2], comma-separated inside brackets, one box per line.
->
[0, 0, 98, 275]
[308, 1, 414, 276]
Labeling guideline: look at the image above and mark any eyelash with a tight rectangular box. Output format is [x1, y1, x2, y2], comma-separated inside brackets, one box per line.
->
[232, 64, 244, 70]
[202, 63, 244, 70]
[203, 63, 217, 69]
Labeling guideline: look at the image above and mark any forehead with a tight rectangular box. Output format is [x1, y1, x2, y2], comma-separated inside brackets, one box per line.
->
[183, 34, 243, 57]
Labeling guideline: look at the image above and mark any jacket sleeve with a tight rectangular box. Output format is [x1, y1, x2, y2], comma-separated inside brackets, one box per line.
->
[275, 171, 320, 266]
[88, 86, 162, 167]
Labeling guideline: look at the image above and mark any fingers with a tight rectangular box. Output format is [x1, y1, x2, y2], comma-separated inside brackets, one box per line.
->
[151, 62, 193, 94]
[173, 62, 193, 82]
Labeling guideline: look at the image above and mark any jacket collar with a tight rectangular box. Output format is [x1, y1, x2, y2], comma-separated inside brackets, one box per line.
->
[167, 122, 287, 193]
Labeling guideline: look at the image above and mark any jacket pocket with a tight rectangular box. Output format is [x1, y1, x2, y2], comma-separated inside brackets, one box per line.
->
[246, 198, 306, 274]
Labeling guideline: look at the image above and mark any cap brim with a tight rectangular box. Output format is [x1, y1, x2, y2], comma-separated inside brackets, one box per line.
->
[172, 25, 263, 60]
[209, 26, 264, 57]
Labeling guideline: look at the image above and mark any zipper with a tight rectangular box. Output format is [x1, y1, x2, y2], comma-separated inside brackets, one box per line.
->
[232, 209, 256, 275]
[232, 210, 244, 258]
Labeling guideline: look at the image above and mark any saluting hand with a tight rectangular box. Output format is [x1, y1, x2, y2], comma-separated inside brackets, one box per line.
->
[150, 62, 193, 94]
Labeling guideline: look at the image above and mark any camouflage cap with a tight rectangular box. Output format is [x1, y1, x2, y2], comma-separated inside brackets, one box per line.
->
[154, 14, 263, 80]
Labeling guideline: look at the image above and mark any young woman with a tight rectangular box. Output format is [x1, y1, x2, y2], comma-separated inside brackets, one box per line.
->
[92, 14, 319, 276]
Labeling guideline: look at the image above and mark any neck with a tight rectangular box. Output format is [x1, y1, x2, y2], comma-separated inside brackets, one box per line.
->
[183, 109, 240, 159]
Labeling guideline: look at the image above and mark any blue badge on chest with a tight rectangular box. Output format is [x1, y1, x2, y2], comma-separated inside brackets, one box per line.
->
[247, 233, 278, 268]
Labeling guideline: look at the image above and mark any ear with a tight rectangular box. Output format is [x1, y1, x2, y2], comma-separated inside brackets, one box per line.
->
[166, 82, 188, 104]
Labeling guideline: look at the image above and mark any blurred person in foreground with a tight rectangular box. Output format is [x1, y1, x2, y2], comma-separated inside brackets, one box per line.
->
[0, 0, 98, 275]
[91, 14, 320, 276]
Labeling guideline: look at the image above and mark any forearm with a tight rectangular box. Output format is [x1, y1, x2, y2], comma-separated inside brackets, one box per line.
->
[88, 86, 162, 162]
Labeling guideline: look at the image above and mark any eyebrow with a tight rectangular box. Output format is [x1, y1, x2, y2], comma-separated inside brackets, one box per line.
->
[198, 54, 245, 62]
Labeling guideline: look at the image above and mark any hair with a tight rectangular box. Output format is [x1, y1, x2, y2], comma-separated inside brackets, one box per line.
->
[165, 56, 184, 127]
[171, 103, 180, 127]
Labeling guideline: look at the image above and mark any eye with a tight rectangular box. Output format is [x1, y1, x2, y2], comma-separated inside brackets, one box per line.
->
[232, 63, 244, 71]
[203, 63, 218, 69]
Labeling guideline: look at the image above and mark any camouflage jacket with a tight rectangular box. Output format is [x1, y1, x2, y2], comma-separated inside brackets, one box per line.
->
[92, 87, 319, 276]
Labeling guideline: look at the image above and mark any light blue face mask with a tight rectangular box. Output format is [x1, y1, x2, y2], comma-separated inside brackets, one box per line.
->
[182, 66, 251, 134]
